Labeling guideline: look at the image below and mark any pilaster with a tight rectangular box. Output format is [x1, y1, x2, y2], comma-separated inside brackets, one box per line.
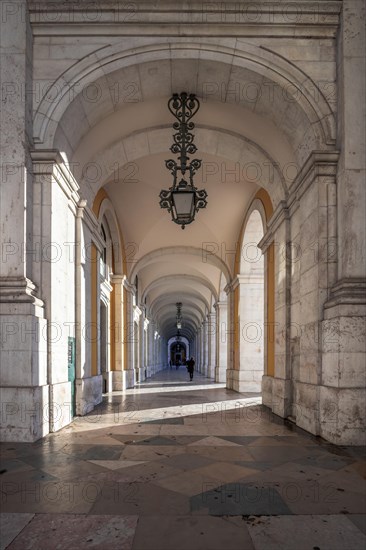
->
[214, 300, 228, 383]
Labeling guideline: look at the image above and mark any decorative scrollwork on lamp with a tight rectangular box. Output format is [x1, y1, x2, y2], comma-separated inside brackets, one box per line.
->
[159, 92, 208, 229]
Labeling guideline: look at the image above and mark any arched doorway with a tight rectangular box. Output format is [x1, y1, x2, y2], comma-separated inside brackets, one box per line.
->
[99, 218, 113, 393]
[170, 341, 187, 366]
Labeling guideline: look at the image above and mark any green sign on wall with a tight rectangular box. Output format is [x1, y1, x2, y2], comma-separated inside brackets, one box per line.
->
[68, 336, 76, 417]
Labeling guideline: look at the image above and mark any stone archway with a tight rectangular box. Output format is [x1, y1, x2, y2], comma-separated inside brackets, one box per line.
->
[3, 1, 364, 448]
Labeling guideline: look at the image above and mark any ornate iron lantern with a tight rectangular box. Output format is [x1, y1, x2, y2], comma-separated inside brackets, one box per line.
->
[176, 302, 182, 329]
[159, 92, 208, 229]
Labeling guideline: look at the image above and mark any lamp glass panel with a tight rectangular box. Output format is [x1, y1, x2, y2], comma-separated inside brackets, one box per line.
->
[172, 191, 195, 218]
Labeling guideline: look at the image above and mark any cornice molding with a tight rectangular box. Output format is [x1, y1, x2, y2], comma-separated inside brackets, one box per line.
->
[324, 278, 366, 309]
[259, 151, 339, 252]
[28, 1, 341, 37]
[30, 149, 80, 207]
[288, 150, 340, 207]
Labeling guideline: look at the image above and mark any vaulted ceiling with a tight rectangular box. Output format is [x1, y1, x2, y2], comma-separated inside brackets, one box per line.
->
[50, 53, 325, 342]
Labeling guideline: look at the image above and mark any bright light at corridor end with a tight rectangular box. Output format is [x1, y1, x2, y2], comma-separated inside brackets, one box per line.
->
[159, 92, 208, 229]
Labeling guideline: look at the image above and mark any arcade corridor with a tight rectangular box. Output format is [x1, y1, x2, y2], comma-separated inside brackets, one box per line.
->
[1, 1, 365, 549]
[1, 370, 365, 549]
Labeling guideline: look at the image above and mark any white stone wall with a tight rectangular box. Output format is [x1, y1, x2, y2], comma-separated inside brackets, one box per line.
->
[47, 176, 76, 430]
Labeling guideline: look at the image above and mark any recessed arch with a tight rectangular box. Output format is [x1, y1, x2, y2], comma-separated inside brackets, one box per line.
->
[141, 274, 218, 305]
[96, 197, 125, 276]
[130, 246, 231, 286]
[78, 125, 287, 209]
[34, 41, 335, 153]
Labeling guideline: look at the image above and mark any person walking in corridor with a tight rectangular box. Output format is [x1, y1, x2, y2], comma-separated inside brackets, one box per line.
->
[186, 357, 195, 381]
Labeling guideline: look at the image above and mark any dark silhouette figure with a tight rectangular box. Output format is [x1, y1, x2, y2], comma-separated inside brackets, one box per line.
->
[186, 357, 195, 381]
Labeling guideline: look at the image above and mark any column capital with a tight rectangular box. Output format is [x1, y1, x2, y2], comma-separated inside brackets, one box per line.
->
[110, 274, 124, 284]
[258, 200, 289, 253]
[288, 150, 340, 205]
[223, 282, 234, 295]
[31, 149, 80, 200]
[232, 274, 264, 288]
[134, 305, 142, 320]
[122, 277, 136, 294]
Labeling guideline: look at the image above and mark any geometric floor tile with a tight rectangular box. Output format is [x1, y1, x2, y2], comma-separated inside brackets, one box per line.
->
[190, 483, 293, 516]
[132, 436, 180, 446]
[131, 515, 255, 550]
[1, 369, 365, 550]
[158, 452, 216, 471]
[219, 436, 260, 446]
[0, 513, 34, 550]
[65, 446, 124, 461]
[112, 461, 180, 483]
[234, 461, 273, 471]
[153, 470, 221, 496]
[192, 461, 259, 483]
[244, 514, 366, 550]
[145, 417, 185, 425]
[187, 436, 242, 447]
[188, 446, 254, 462]
[90, 483, 190, 516]
[293, 453, 355, 471]
[88, 460, 147, 470]
[347, 514, 366, 535]
[5, 514, 138, 550]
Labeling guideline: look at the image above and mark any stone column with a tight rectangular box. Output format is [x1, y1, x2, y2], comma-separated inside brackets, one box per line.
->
[230, 274, 265, 393]
[0, 0, 33, 283]
[207, 312, 216, 379]
[110, 275, 124, 390]
[336, 0, 365, 282]
[143, 317, 149, 377]
[200, 325, 205, 373]
[203, 318, 209, 376]
[133, 306, 141, 383]
[259, 240, 276, 409]
[74, 199, 104, 416]
[285, 154, 340, 438]
[34, 154, 82, 429]
[225, 284, 235, 389]
[158, 335, 163, 371]
[319, 0, 366, 445]
[122, 280, 136, 389]
[150, 321, 157, 375]
[195, 328, 200, 372]
[215, 301, 228, 383]
[147, 320, 154, 377]
[138, 306, 146, 382]
[0, 1, 49, 442]
[272, 208, 292, 420]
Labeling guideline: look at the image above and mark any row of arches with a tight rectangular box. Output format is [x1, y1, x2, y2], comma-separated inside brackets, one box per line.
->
[87, 186, 273, 398]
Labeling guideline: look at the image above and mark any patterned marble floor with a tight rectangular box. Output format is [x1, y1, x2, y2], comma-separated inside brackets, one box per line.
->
[1, 369, 365, 549]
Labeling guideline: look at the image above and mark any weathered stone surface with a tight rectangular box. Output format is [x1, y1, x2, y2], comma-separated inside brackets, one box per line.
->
[0, 0, 364, 447]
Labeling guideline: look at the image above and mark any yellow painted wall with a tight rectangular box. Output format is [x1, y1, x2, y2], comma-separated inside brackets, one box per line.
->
[267, 242, 275, 377]
[91, 243, 98, 376]
[233, 285, 240, 370]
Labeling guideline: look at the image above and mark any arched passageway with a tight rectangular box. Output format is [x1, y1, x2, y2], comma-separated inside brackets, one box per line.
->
[1, 0, 365, 450]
